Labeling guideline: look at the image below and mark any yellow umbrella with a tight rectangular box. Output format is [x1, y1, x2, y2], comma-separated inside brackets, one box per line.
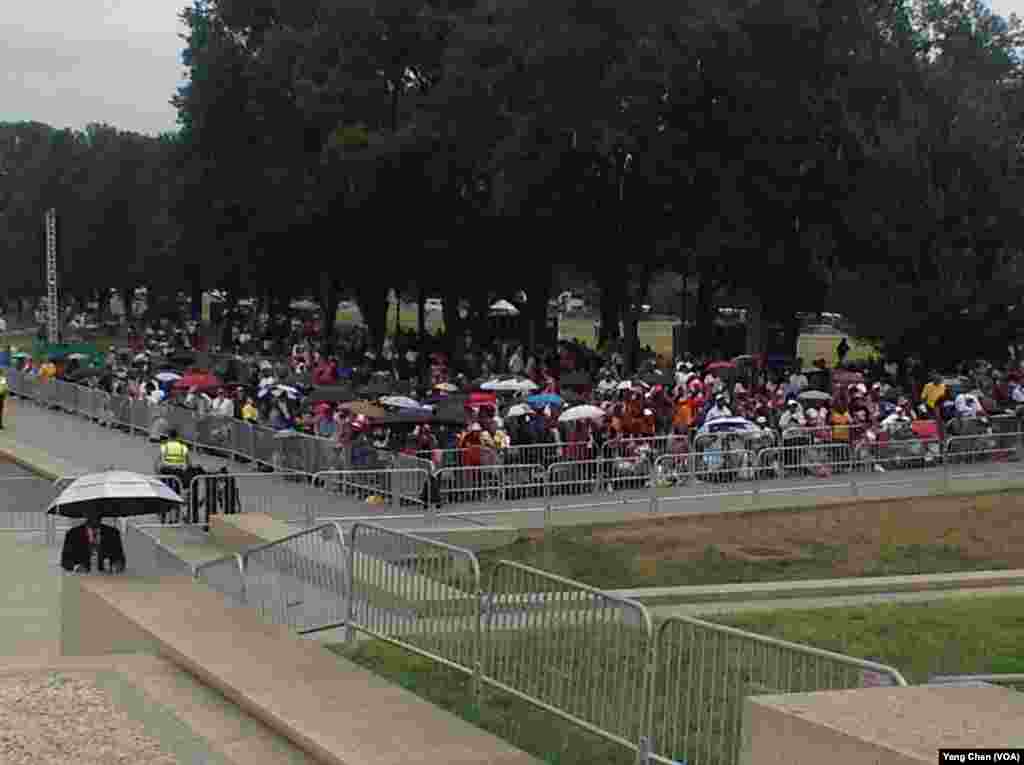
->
[341, 400, 387, 418]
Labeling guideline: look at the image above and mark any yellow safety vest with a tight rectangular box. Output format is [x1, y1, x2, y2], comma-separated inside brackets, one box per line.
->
[160, 441, 189, 466]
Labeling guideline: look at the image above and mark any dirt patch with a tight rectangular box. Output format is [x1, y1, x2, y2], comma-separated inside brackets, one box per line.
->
[585, 491, 1024, 577]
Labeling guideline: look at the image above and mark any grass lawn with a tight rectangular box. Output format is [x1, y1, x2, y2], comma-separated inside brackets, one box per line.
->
[476, 531, 1013, 593]
[332, 640, 635, 765]
[714, 595, 1024, 686]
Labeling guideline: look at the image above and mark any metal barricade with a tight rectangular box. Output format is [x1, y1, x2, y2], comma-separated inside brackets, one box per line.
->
[251, 425, 279, 468]
[546, 457, 652, 499]
[0, 476, 61, 534]
[195, 553, 247, 606]
[649, 616, 907, 765]
[346, 523, 482, 676]
[436, 464, 546, 506]
[120, 521, 196, 577]
[757, 442, 859, 480]
[945, 432, 1012, 467]
[653, 453, 694, 488]
[189, 472, 316, 525]
[241, 522, 348, 634]
[313, 469, 429, 509]
[482, 560, 654, 758]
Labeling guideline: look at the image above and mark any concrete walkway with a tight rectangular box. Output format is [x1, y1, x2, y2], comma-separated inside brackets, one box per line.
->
[652, 584, 1024, 617]
[8, 396, 1024, 536]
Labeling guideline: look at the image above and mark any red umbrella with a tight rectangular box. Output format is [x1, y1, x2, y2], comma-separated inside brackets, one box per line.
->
[172, 372, 223, 391]
[705, 361, 737, 372]
[468, 391, 497, 406]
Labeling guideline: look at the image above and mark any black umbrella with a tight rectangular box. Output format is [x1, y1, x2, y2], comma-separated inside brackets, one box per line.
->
[560, 371, 592, 387]
[308, 386, 356, 404]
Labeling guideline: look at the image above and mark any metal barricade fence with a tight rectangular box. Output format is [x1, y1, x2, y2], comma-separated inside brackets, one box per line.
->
[482, 560, 654, 758]
[241, 522, 349, 634]
[547, 457, 652, 499]
[120, 521, 196, 577]
[0, 476, 62, 533]
[195, 553, 248, 606]
[313, 469, 429, 510]
[691, 449, 757, 489]
[945, 432, 1011, 466]
[435, 463, 547, 506]
[649, 616, 907, 765]
[653, 453, 695, 488]
[189, 472, 317, 525]
[347, 523, 482, 676]
[758, 442, 861, 481]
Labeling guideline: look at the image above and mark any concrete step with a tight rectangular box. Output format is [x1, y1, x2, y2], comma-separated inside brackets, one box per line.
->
[0, 655, 321, 765]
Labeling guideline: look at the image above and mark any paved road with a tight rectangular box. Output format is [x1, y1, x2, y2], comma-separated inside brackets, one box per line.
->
[6, 396, 1024, 536]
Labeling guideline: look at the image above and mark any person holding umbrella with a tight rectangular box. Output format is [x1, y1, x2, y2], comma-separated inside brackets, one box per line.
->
[61, 510, 125, 574]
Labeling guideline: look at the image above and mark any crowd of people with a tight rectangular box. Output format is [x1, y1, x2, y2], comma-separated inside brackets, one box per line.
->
[10, 312, 1024, 487]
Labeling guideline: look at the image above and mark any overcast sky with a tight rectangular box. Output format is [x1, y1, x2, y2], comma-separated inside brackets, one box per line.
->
[3, 0, 1024, 138]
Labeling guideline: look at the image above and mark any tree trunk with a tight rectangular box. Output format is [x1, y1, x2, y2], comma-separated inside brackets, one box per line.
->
[190, 264, 203, 323]
[319, 273, 338, 355]
[694, 276, 716, 356]
[354, 283, 389, 355]
[441, 287, 465, 364]
[598, 271, 625, 351]
[523, 269, 553, 357]
[745, 293, 764, 356]
[418, 285, 428, 387]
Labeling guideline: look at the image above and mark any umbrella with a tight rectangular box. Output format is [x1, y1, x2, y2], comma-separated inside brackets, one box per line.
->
[341, 400, 388, 418]
[480, 377, 539, 392]
[506, 403, 532, 417]
[66, 353, 90, 361]
[527, 393, 563, 408]
[172, 372, 222, 392]
[558, 404, 606, 423]
[560, 371, 592, 387]
[154, 371, 182, 383]
[11, 352, 30, 360]
[290, 299, 319, 311]
[308, 386, 355, 404]
[489, 299, 520, 316]
[133, 353, 149, 363]
[380, 395, 421, 409]
[434, 382, 458, 392]
[705, 361, 737, 372]
[47, 471, 184, 519]
[273, 384, 301, 399]
[798, 390, 832, 402]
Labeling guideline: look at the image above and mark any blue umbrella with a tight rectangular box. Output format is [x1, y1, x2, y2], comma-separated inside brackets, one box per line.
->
[528, 393, 563, 409]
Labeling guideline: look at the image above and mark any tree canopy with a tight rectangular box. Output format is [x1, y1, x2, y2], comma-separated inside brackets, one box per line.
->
[2, 0, 1024, 369]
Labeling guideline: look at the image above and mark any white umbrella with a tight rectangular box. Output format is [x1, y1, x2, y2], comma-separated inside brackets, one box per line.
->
[380, 395, 421, 409]
[67, 353, 90, 360]
[489, 299, 520, 316]
[434, 382, 458, 392]
[47, 471, 183, 518]
[154, 371, 181, 383]
[506, 403, 532, 417]
[558, 404, 606, 423]
[481, 378, 539, 392]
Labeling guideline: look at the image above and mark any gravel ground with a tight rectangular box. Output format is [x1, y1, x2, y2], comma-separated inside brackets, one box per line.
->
[0, 672, 179, 765]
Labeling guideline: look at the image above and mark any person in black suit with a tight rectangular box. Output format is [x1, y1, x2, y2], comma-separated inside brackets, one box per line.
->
[60, 512, 126, 573]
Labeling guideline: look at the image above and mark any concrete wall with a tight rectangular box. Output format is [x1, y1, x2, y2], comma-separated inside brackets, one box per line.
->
[740, 687, 1024, 765]
[61, 574, 162, 657]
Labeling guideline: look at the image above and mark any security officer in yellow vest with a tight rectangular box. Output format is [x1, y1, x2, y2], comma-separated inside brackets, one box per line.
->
[156, 428, 191, 484]
[0, 371, 8, 429]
